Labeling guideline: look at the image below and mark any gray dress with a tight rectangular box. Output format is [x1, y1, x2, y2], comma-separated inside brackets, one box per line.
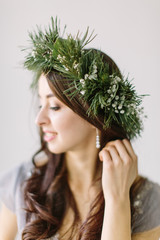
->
[0, 160, 160, 239]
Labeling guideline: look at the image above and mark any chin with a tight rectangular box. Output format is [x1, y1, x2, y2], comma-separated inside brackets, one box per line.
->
[47, 144, 66, 154]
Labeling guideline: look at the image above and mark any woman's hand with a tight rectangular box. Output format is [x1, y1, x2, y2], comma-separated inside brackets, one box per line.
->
[100, 139, 136, 240]
[99, 139, 138, 202]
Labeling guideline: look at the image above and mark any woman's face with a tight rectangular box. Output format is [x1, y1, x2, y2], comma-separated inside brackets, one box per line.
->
[35, 74, 96, 154]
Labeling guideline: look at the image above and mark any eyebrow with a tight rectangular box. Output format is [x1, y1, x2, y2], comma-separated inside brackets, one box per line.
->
[38, 93, 55, 99]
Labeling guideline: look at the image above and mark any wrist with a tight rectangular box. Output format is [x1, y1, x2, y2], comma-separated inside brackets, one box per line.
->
[102, 194, 131, 240]
[104, 194, 131, 210]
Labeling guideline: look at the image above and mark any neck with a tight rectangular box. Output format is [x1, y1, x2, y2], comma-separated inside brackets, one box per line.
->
[64, 146, 101, 190]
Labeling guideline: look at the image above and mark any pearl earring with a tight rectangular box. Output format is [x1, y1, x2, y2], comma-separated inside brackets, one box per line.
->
[96, 128, 101, 149]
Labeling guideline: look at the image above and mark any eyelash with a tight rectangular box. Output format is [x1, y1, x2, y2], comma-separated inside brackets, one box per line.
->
[38, 106, 60, 111]
[50, 107, 60, 111]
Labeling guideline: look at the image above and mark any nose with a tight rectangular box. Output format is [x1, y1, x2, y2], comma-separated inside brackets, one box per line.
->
[35, 107, 50, 126]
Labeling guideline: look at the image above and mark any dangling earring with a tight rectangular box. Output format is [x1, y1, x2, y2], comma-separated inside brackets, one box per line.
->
[96, 128, 101, 149]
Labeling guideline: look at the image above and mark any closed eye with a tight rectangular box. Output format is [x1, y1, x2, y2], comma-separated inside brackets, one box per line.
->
[38, 106, 60, 111]
[50, 106, 60, 111]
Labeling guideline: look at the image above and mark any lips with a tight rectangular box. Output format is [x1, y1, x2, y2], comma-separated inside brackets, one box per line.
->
[43, 130, 57, 142]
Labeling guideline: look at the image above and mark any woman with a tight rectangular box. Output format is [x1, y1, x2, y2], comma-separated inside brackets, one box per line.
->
[0, 17, 160, 240]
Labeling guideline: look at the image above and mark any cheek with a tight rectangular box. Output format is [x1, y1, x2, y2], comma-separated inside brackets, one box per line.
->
[50, 110, 91, 138]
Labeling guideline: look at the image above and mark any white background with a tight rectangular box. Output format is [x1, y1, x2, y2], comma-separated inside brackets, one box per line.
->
[0, 0, 160, 184]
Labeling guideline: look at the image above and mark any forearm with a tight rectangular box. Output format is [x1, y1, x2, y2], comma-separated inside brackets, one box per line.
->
[101, 196, 131, 240]
[0, 203, 18, 240]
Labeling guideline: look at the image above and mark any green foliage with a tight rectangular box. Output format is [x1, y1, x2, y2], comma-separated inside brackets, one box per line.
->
[22, 17, 147, 139]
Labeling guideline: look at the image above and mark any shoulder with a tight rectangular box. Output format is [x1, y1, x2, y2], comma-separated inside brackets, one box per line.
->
[0, 160, 34, 186]
[132, 178, 160, 233]
[0, 160, 34, 212]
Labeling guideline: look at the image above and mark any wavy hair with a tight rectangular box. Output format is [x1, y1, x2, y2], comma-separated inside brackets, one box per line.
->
[22, 50, 146, 240]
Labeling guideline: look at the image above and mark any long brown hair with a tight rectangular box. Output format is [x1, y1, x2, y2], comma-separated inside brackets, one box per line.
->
[22, 50, 146, 240]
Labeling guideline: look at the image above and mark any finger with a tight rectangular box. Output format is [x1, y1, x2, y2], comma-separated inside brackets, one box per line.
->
[107, 140, 131, 164]
[100, 150, 115, 171]
[122, 139, 137, 161]
[99, 149, 112, 163]
[105, 145, 122, 164]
